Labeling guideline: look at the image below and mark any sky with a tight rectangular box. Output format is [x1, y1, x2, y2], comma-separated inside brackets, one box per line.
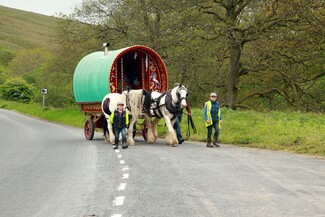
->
[0, 0, 83, 16]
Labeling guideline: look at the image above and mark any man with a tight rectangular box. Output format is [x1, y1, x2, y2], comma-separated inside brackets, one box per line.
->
[203, 93, 222, 147]
[110, 101, 129, 149]
[173, 83, 191, 144]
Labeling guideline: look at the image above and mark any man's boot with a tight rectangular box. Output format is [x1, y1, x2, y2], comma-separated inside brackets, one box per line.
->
[113, 144, 118, 149]
[122, 142, 128, 149]
[178, 138, 185, 144]
[207, 138, 214, 147]
[213, 136, 220, 147]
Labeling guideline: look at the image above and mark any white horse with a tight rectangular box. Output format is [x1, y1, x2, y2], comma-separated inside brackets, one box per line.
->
[101, 89, 151, 145]
[145, 84, 188, 146]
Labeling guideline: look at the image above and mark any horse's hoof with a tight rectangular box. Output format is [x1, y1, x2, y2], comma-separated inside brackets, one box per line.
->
[127, 139, 134, 145]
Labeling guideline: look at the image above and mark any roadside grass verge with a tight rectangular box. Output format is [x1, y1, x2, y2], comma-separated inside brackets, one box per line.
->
[1, 99, 324, 156]
[0, 99, 84, 128]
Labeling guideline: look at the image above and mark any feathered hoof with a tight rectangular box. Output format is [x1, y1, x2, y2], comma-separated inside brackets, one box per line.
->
[127, 139, 135, 146]
[147, 139, 156, 144]
[166, 139, 178, 147]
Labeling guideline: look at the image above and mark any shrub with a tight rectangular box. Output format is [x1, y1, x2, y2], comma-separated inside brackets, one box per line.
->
[0, 78, 35, 103]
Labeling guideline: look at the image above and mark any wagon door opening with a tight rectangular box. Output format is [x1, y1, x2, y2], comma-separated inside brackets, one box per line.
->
[117, 51, 144, 92]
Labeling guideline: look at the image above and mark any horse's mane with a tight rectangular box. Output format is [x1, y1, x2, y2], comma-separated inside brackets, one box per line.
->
[143, 90, 152, 117]
[124, 89, 145, 117]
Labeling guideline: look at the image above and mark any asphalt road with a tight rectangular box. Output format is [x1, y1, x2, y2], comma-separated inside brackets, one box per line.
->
[0, 109, 324, 217]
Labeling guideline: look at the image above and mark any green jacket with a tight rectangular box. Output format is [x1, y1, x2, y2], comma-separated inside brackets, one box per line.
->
[203, 101, 222, 128]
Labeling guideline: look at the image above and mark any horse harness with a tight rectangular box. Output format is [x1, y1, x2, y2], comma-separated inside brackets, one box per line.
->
[151, 87, 186, 120]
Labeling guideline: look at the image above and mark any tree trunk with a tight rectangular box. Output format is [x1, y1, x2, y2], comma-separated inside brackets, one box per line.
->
[227, 39, 242, 109]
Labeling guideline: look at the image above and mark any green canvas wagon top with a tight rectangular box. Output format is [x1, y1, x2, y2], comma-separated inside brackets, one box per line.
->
[73, 45, 168, 104]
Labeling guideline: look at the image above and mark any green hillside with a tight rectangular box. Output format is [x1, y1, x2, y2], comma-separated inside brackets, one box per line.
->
[0, 5, 58, 50]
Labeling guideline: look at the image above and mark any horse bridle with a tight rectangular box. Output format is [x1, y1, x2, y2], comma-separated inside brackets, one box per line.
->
[174, 86, 188, 104]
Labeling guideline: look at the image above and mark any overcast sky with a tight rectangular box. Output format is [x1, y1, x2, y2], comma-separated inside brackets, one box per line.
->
[0, 0, 83, 16]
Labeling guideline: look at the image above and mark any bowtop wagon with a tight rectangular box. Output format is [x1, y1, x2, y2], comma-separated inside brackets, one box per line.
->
[73, 45, 168, 140]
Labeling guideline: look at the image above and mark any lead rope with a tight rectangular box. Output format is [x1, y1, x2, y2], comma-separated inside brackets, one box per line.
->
[186, 113, 197, 138]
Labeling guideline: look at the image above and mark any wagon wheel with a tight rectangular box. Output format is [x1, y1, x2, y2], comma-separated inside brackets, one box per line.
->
[84, 118, 95, 140]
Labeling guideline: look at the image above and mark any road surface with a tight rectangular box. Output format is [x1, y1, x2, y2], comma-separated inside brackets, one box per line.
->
[0, 109, 324, 217]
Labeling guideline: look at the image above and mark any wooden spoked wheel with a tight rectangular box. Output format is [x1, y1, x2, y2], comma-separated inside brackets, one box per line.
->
[84, 118, 95, 140]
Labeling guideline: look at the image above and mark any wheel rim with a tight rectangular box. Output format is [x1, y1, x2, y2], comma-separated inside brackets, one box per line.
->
[84, 119, 93, 139]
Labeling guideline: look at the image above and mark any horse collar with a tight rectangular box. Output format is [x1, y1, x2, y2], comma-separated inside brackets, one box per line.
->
[166, 91, 182, 114]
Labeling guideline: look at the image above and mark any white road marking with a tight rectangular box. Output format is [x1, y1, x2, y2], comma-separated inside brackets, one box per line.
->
[113, 196, 125, 206]
[112, 145, 129, 215]
[122, 173, 129, 179]
[118, 183, 127, 191]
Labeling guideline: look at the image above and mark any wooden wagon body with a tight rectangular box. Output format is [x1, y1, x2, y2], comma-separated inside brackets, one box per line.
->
[73, 45, 168, 139]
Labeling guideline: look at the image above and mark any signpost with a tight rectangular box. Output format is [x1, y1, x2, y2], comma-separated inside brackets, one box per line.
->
[40, 88, 47, 108]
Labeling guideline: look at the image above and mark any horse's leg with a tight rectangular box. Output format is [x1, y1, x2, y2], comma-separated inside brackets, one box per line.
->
[145, 116, 156, 144]
[164, 116, 178, 146]
[102, 117, 109, 143]
[152, 118, 160, 140]
[107, 121, 115, 144]
[127, 118, 137, 145]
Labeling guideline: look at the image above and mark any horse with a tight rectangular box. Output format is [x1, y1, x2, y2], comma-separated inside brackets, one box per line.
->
[101, 89, 151, 145]
[145, 84, 188, 146]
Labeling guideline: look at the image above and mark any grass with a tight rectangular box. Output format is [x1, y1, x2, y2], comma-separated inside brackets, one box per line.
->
[1, 99, 324, 157]
[0, 99, 84, 128]
[0, 6, 58, 50]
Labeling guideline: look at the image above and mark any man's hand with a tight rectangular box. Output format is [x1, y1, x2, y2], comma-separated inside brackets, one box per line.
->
[220, 120, 223, 125]
[205, 120, 211, 125]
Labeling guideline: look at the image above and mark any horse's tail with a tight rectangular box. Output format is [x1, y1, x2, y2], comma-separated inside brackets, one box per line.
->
[142, 89, 152, 117]
[103, 98, 111, 115]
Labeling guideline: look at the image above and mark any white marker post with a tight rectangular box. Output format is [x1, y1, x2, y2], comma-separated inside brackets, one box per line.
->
[40, 88, 47, 108]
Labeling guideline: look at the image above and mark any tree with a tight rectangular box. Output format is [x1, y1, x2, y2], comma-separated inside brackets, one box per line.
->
[54, 0, 324, 110]
[236, 0, 325, 111]
[200, 0, 323, 109]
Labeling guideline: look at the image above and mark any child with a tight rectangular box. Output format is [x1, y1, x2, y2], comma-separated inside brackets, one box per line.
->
[110, 101, 129, 149]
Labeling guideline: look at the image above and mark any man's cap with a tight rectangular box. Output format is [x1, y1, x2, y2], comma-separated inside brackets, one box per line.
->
[210, 92, 217, 97]
[117, 101, 124, 105]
